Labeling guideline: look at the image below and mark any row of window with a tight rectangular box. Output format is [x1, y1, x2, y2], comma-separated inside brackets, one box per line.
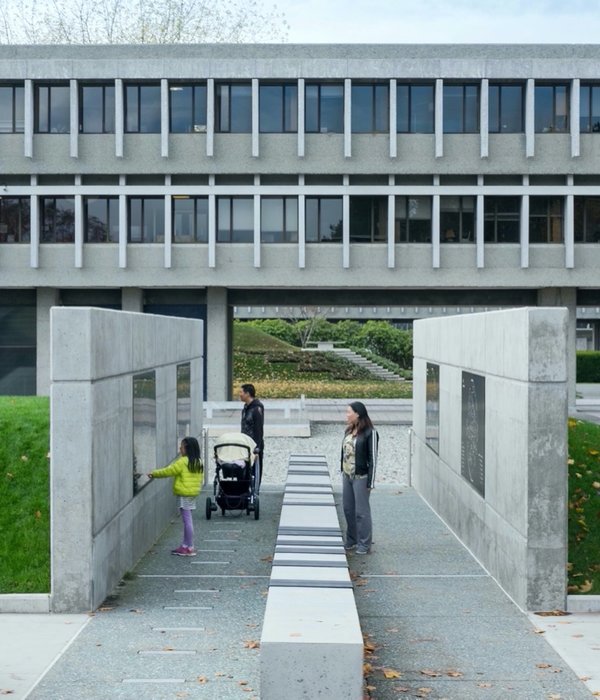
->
[1, 195, 598, 245]
[1, 81, 598, 135]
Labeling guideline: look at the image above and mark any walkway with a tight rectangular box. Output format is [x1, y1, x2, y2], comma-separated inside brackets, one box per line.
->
[16, 485, 595, 699]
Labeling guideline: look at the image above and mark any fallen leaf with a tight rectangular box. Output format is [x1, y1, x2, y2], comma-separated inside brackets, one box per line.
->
[547, 694, 561, 699]
[533, 629, 546, 635]
[446, 670, 463, 677]
[365, 685, 377, 692]
[382, 668, 402, 679]
[21, 455, 28, 461]
[215, 672, 226, 677]
[197, 676, 208, 684]
[416, 689, 433, 697]
[242, 688, 253, 693]
[579, 580, 594, 593]
[579, 676, 591, 681]
[129, 609, 143, 614]
[238, 681, 248, 686]
[593, 481, 600, 489]
[243, 640, 260, 649]
[386, 627, 399, 633]
[261, 555, 273, 562]
[5, 473, 13, 479]
[34, 510, 41, 519]
[572, 634, 584, 638]
[98, 606, 114, 612]
[477, 682, 493, 688]
[163, 646, 174, 651]
[536, 663, 552, 669]
[534, 610, 570, 617]
[420, 670, 442, 677]
[393, 687, 410, 693]
[0, 691, 15, 696]
[363, 663, 374, 675]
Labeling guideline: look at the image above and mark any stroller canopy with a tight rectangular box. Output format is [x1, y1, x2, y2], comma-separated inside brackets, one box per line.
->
[214, 432, 257, 464]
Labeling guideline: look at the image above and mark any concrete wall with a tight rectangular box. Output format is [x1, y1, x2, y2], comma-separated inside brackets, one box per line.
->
[50, 307, 203, 612]
[412, 308, 568, 611]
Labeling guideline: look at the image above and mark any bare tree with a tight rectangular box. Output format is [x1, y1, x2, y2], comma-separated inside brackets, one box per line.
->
[0, 0, 289, 44]
[287, 306, 328, 349]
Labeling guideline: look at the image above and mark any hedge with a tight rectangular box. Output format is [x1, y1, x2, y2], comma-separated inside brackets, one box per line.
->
[577, 351, 600, 382]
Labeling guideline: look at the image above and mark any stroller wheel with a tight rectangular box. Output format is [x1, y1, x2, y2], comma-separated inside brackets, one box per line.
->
[221, 507, 226, 517]
[254, 496, 260, 520]
[205, 497, 212, 520]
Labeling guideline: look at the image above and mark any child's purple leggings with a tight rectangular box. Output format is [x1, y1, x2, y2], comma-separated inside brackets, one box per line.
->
[180, 508, 194, 548]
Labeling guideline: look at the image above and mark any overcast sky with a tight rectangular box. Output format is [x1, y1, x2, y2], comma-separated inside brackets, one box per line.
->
[278, 0, 600, 43]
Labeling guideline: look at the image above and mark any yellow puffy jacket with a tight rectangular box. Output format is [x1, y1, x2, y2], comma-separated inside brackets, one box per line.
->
[151, 456, 203, 497]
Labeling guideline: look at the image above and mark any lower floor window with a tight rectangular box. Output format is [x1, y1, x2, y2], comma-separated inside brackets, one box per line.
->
[217, 197, 253, 242]
[173, 197, 208, 243]
[395, 196, 431, 243]
[0, 197, 30, 243]
[575, 197, 600, 243]
[41, 197, 75, 243]
[261, 197, 298, 243]
[349, 196, 387, 242]
[306, 197, 343, 242]
[85, 197, 119, 243]
[484, 197, 520, 243]
[529, 196, 563, 243]
[129, 197, 164, 243]
[440, 196, 475, 243]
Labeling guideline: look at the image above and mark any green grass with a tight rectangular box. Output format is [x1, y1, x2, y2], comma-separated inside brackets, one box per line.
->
[568, 417, 600, 595]
[0, 396, 50, 593]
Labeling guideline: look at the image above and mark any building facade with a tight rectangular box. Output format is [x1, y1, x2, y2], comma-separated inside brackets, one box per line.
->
[1, 44, 600, 399]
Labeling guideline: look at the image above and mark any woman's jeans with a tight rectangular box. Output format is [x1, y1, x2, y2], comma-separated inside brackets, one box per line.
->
[342, 473, 372, 551]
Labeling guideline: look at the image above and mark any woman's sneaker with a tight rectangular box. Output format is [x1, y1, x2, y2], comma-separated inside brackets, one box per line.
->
[171, 546, 195, 557]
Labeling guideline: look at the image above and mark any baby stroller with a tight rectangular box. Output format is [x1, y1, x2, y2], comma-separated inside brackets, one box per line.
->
[205, 432, 260, 520]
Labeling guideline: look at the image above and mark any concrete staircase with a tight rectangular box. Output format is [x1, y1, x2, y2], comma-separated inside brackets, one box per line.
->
[330, 347, 404, 382]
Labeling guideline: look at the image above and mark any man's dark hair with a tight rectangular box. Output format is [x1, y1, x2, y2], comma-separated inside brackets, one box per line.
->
[241, 383, 256, 398]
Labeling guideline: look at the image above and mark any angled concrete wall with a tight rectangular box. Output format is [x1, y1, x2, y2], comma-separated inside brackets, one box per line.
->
[50, 307, 203, 612]
[412, 308, 568, 611]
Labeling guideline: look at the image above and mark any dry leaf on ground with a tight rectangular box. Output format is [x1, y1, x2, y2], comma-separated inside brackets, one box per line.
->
[243, 640, 260, 649]
[382, 668, 402, 679]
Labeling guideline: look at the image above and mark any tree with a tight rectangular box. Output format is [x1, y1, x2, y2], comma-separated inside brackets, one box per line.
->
[287, 306, 328, 349]
[0, 0, 289, 44]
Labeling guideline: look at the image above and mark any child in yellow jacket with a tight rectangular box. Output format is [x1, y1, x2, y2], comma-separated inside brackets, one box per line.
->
[148, 436, 203, 556]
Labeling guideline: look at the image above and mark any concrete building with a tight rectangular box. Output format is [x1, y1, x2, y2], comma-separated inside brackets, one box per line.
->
[1, 43, 600, 400]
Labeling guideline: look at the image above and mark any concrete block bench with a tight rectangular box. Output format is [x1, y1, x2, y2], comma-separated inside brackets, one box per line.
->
[260, 453, 363, 699]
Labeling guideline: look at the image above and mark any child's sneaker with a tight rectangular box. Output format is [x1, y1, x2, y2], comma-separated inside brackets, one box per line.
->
[171, 545, 192, 556]
[185, 547, 197, 557]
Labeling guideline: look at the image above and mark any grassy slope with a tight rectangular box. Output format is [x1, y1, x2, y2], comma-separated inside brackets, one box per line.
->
[0, 396, 50, 593]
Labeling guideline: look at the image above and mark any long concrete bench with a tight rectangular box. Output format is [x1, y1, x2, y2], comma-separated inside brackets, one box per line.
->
[260, 454, 363, 699]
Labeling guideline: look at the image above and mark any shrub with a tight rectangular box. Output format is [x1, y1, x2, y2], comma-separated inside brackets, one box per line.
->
[577, 351, 600, 382]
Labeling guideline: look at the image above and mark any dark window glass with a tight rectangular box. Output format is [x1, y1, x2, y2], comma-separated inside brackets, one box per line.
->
[0, 303, 36, 395]
[40, 197, 75, 242]
[84, 197, 119, 242]
[484, 196, 520, 243]
[529, 196, 563, 243]
[173, 197, 208, 242]
[489, 84, 523, 133]
[128, 197, 164, 242]
[216, 84, 252, 133]
[443, 84, 479, 133]
[575, 197, 600, 242]
[0, 85, 24, 133]
[217, 197, 253, 242]
[169, 84, 207, 133]
[35, 85, 70, 133]
[305, 197, 343, 242]
[305, 84, 344, 133]
[349, 197, 387, 242]
[398, 85, 437, 133]
[535, 84, 568, 133]
[0, 198, 30, 242]
[580, 85, 600, 133]
[394, 196, 432, 242]
[125, 84, 161, 133]
[351, 84, 388, 133]
[261, 197, 298, 242]
[440, 196, 475, 242]
[80, 85, 115, 133]
[260, 84, 297, 133]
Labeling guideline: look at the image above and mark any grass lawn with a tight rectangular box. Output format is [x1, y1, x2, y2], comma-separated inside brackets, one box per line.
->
[0, 396, 50, 593]
[567, 417, 600, 594]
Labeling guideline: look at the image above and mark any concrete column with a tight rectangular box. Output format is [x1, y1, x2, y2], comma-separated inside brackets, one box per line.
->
[298, 177, 306, 268]
[389, 79, 397, 159]
[164, 193, 172, 269]
[342, 192, 350, 268]
[121, 288, 143, 312]
[480, 78, 489, 159]
[432, 193, 440, 268]
[24, 80, 33, 158]
[70, 79, 78, 158]
[74, 194, 83, 268]
[344, 78, 351, 158]
[435, 79, 443, 158]
[161, 78, 169, 158]
[206, 79, 215, 157]
[252, 78, 259, 158]
[297, 78, 305, 158]
[206, 287, 232, 401]
[521, 192, 530, 269]
[115, 79, 124, 158]
[571, 78, 580, 158]
[387, 193, 395, 268]
[254, 192, 261, 267]
[30, 193, 39, 269]
[36, 288, 60, 395]
[565, 193, 574, 269]
[476, 193, 484, 268]
[538, 287, 576, 406]
[526, 78, 535, 158]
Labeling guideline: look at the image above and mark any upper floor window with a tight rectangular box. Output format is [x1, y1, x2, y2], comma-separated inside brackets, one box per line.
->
[125, 84, 161, 133]
[529, 196, 563, 243]
[349, 197, 387, 242]
[261, 197, 298, 242]
[0, 197, 29, 242]
[41, 197, 74, 242]
[80, 84, 115, 134]
[260, 84, 297, 133]
[351, 84, 388, 133]
[397, 84, 434, 133]
[216, 83, 252, 133]
[173, 197, 208, 242]
[484, 196, 520, 243]
[535, 84, 568, 133]
[443, 84, 479, 133]
[36, 84, 70, 134]
[305, 84, 344, 134]
[580, 85, 600, 133]
[395, 196, 431, 242]
[217, 197, 253, 242]
[170, 84, 207, 133]
[129, 197, 164, 242]
[85, 197, 119, 242]
[0, 85, 24, 133]
[575, 197, 600, 242]
[440, 196, 475, 243]
[489, 84, 523, 133]
[306, 197, 342, 242]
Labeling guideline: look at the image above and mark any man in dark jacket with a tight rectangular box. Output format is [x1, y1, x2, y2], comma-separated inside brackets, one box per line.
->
[240, 383, 264, 488]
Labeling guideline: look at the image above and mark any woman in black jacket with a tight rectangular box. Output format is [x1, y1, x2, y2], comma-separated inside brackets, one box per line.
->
[340, 401, 378, 554]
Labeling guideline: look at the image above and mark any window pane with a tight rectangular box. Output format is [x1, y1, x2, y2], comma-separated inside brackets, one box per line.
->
[443, 86, 463, 133]
[82, 86, 103, 133]
[285, 197, 298, 240]
[217, 198, 230, 241]
[408, 196, 431, 242]
[411, 85, 434, 133]
[193, 86, 207, 131]
[126, 86, 139, 132]
[139, 85, 161, 133]
[230, 85, 252, 133]
[305, 197, 318, 241]
[320, 85, 343, 133]
[350, 197, 372, 241]
[37, 86, 49, 132]
[320, 198, 343, 241]
[500, 85, 522, 132]
[535, 86, 554, 132]
[86, 198, 108, 242]
[170, 86, 192, 133]
[50, 86, 70, 133]
[284, 85, 298, 132]
[0, 87, 13, 133]
[0, 198, 30, 243]
[554, 85, 568, 132]
[232, 198, 253, 242]
[591, 86, 600, 133]
[14, 86, 24, 133]
[305, 85, 319, 132]
[580, 85, 590, 132]
[144, 198, 164, 241]
[195, 198, 208, 242]
[374, 84, 389, 132]
[261, 198, 284, 241]
[488, 85, 500, 133]
[173, 198, 194, 241]
[396, 85, 409, 132]
[352, 85, 373, 133]
[260, 85, 283, 133]
[104, 86, 115, 133]
[108, 198, 119, 242]
[464, 86, 478, 132]
[129, 199, 142, 242]
[217, 85, 230, 132]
